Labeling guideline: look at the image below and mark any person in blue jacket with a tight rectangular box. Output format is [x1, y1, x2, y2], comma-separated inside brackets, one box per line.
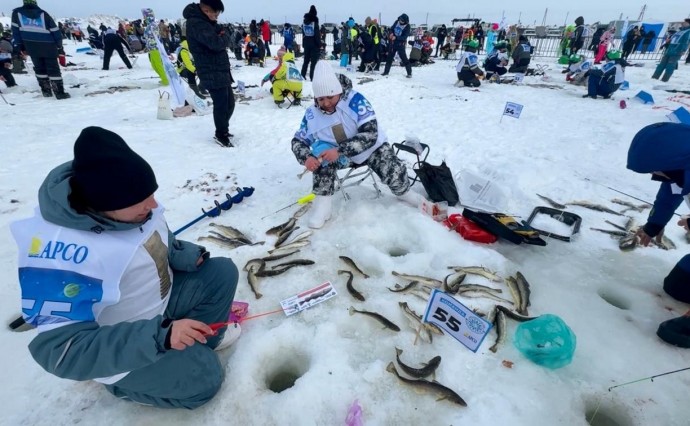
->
[381, 13, 412, 78]
[627, 122, 690, 348]
[282, 23, 295, 52]
[583, 50, 629, 99]
[11, 0, 69, 99]
[652, 19, 690, 82]
[11, 126, 241, 408]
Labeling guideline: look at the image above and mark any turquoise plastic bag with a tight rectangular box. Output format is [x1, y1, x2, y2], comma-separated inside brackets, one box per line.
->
[513, 314, 576, 369]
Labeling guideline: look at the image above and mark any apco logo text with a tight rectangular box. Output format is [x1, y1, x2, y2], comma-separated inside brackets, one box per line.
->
[28, 237, 89, 264]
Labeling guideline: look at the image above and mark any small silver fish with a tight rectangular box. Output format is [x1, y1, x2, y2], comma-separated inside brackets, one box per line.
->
[292, 203, 311, 218]
[619, 234, 638, 252]
[268, 240, 310, 253]
[243, 259, 266, 273]
[387, 281, 419, 293]
[274, 225, 299, 248]
[443, 273, 466, 294]
[266, 217, 297, 235]
[349, 306, 400, 332]
[261, 249, 301, 262]
[504, 276, 521, 311]
[567, 201, 623, 216]
[449, 266, 502, 283]
[197, 235, 246, 249]
[209, 222, 252, 242]
[392, 271, 442, 287]
[247, 270, 262, 299]
[489, 310, 507, 353]
[496, 304, 537, 322]
[457, 283, 503, 294]
[339, 256, 370, 278]
[514, 272, 532, 315]
[395, 347, 441, 379]
[590, 227, 630, 238]
[457, 289, 514, 305]
[386, 362, 467, 407]
[283, 230, 313, 246]
[536, 194, 567, 210]
[339, 270, 365, 301]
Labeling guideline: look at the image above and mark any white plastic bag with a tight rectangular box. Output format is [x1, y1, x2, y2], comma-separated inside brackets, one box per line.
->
[157, 91, 173, 120]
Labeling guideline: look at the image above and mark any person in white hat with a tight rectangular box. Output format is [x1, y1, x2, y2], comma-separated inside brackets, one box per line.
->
[290, 61, 423, 229]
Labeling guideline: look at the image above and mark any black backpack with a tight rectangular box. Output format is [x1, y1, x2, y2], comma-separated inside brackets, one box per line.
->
[414, 161, 459, 206]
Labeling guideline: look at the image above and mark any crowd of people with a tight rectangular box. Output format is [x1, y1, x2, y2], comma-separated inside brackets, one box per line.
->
[5, 2, 690, 413]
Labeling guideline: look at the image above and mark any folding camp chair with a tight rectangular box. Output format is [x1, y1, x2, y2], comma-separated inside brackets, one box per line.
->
[334, 163, 382, 201]
[392, 140, 430, 187]
[281, 89, 302, 109]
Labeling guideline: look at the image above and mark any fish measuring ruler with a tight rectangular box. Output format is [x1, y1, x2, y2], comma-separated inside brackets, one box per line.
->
[423, 289, 493, 352]
[280, 281, 337, 316]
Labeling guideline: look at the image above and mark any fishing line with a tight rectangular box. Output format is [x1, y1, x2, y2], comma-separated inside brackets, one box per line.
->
[240, 308, 284, 323]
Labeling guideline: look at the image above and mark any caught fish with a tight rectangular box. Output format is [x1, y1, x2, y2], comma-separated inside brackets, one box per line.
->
[247, 269, 262, 299]
[292, 203, 311, 218]
[271, 259, 315, 269]
[619, 234, 638, 252]
[604, 220, 627, 232]
[198, 235, 247, 249]
[266, 217, 296, 235]
[244, 259, 265, 300]
[653, 235, 677, 251]
[398, 302, 433, 343]
[261, 249, 301, 262]
[392, 271, 442, 287]
[496, 305, 537, 322]
[443, 273, 466, 294]
[339, 270, 365, 302]
[489, 310, 507, 353]
[274, 225, 299, 248]
[243, 258, 266, 273]
[388, 281, 419, 293]
[457, 283, 503, 295]
[267, 240, 310, 253]
[339, 256, 370, 278]
[457, 289, 514, 305]
[283, 230, 313, 246]
[386, 362, 467, 407]
[514, 272, 532, 315]
[611, 198, 650, 213]
[255, 263, 304, 277]
[395, 347, 442, 379]
[209, 222, 252, 242]
[567, 201, 623, 216]
[624, 217, 636, 232]
[504, 276, 521, 311]
[536, 194, 567, 210]
[449, 266, 502, 283]
[349, 306, 400, 332]
[590, 227, 630, 238]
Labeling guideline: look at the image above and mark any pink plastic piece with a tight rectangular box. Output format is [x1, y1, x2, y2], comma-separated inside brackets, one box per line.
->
[345, 399, 363, 426]
[229, 301, 249, 323]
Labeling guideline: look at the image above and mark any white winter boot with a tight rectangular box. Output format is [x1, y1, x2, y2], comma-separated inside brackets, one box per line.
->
[308, 196, 333, 229]
[397, 190, 425, 207]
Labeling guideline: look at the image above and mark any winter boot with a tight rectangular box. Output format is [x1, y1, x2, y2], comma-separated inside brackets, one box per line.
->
[37, 77, 53, 97]
[50, 79, 71, 100]
[657, 313, 690, 348]
[214, 322, 241, 351]
[308, 195, 333, 229]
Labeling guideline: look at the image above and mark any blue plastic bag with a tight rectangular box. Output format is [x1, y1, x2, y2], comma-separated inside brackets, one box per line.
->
[311, 140, 349, 167]
[513, 314, 576, 369]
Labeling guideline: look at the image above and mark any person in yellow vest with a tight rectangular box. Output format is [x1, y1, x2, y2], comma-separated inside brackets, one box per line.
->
[262, 47, 303, 107]
[365, 17, 381, 70]
[10, 126, 240, 409]
[175, 39, 208, 98]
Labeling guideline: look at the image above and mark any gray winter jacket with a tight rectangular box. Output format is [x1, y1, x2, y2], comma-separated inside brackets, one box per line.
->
[27, 162, 206, 381]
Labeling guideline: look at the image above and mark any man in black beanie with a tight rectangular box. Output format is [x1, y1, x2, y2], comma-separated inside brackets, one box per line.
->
[11, 126, 240, 409]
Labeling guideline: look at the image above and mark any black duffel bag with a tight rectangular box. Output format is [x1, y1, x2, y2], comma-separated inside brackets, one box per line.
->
[414, 161, 459, 206]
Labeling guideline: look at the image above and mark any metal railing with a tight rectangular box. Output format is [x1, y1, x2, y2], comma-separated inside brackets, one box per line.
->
[265, 33, 667, 61]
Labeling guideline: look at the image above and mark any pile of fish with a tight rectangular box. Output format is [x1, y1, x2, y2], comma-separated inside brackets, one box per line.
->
[242, 205, 316, 299]
[198, 223, 264, 250]
[590, 217, 677, 251]
[386, 348, 466, 407]
[537, 194, 651, 216]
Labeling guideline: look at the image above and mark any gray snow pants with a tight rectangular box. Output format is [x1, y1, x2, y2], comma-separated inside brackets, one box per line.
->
[104, 257, 238, 409]
[312, 142, 410, 196]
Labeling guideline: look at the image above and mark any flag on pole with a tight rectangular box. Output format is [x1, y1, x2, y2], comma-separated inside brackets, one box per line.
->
[502, 102, 524, 119]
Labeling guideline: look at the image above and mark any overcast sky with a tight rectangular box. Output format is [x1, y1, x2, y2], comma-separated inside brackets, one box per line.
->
[0, 0, 687, 26]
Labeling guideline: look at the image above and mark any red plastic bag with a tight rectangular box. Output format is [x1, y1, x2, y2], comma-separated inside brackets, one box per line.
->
[444, 214, 497, 244]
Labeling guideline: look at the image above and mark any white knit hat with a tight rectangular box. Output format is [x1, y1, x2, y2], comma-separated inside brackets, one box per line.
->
[311, 61, 343, 98]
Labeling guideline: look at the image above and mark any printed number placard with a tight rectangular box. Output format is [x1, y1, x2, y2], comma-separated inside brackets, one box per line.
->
[237, 80, 246, 95]
[503, 101, 524, 119]
[423, 289, 493, 352]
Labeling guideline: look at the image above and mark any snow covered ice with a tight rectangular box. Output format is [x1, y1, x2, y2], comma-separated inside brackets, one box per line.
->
[2, 20, 690, 426]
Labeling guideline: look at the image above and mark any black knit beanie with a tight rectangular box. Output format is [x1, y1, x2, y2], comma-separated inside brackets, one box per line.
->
[575, 16, 584, 26]
[71, 127, 158, 212]
[200, 0, 224, 12]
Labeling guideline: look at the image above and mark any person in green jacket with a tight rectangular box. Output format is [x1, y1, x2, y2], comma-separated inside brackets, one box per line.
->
[652, 19, 690, 82]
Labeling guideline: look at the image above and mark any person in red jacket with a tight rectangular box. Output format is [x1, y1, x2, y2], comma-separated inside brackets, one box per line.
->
[260, 19, 271, 57]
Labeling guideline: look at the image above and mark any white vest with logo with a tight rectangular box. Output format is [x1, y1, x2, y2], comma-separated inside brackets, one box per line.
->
[297, 90, 385, 165]
[11, 207, 173, 384]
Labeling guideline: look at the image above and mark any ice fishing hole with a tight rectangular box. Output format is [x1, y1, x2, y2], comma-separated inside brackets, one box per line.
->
[388, 247, 410, 257]
[585, 400, 631, 426]
[265, 353, 309, 393]
[597, 289, 631, 311]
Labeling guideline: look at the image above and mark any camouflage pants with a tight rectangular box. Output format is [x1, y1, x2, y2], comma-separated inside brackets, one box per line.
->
[312, 143, 410, 196]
